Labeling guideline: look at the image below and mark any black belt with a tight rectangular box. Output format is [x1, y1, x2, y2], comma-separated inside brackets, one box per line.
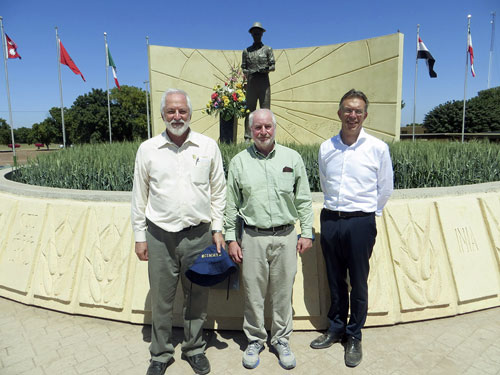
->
[179, 222, 206, 232]
[245, 224, 292, 234]
[324, 209, 374, 218]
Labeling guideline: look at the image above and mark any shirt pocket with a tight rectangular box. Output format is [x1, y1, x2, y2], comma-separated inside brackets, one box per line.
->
[277, 174, 295, 193]
[191, 158, 211, 184]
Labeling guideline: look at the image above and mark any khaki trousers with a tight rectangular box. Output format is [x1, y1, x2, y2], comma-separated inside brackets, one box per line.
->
[146, 220, 212, 363]
[241, 226, 297, 345]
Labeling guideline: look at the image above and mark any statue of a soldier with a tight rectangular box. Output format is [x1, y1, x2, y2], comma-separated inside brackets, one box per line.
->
[242, 22, 275, 141]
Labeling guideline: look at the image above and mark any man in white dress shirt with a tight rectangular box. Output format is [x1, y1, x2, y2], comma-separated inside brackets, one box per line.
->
[131, 89, 226, 375]
[310, 89, 393, 368]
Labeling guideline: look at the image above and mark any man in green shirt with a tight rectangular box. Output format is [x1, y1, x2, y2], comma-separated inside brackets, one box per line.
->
[225, 108, 314, 370]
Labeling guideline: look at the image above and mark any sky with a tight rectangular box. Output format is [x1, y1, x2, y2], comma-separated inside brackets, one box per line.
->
[0, 0, 499, 129]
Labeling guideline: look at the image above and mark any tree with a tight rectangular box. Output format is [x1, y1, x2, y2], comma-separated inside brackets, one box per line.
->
[31, 107, 65, 149]
[15, 127, 35, 144]
[67, 86, 149, 144]
[423, 86, 500, 133]
[0, 118, 11, 145]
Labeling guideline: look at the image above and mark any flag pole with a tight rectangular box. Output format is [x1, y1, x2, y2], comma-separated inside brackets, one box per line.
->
[144, 80, 151, 139]
[55, 27, 66, 148]
[104, 32, 112, 144]
[412, 24, 420, 142]
[0, 16, 17, 165]
[461, 15, 471, 144]
[488, 12, 496, 89]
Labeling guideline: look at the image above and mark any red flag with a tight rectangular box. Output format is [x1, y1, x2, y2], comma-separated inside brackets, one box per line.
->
[59, 40, 85, 81]
[467, 26, 475, 77]
[5, 34, 21, 59]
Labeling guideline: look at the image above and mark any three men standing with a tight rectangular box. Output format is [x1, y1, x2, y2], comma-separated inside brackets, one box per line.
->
[310, 89, 394, 367]
[242, 22, 275, 142]
[224, 108, 314, 370]
[131, 89, 226, 375]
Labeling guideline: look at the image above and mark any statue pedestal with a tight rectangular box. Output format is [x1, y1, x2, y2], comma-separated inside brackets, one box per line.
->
[219, 116, 237, 144]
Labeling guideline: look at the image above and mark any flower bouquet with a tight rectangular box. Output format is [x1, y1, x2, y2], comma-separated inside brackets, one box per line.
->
[204, 65, 249, 121]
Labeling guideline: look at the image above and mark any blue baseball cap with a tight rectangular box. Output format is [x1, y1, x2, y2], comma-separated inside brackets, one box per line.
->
[185, 245, 238, 287]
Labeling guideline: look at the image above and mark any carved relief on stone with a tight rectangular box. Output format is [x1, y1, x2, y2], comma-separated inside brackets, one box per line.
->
[367, 218, 392, 315]
[480, 196, 500, 267]
[78, 206, 133, 309]
[35, 204, 86, 302]
[437, 198, 498, 303]
[385, 202, 448, 311]
[0, 200, 45, 293]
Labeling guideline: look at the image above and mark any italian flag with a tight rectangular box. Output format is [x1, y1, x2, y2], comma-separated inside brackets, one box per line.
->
[107, 48, 120, 89]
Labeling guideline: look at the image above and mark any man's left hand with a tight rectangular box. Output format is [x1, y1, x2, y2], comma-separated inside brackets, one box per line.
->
[296, 237, 313, 254]
[212, 232, 225, 253]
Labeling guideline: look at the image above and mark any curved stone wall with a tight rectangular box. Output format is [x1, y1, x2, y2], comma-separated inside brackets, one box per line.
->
[0, 169, 499, 330]
[148, 33, 403, 144]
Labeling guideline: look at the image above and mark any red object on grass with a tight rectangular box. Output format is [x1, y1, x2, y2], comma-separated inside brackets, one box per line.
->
[8, 144, 20, 148]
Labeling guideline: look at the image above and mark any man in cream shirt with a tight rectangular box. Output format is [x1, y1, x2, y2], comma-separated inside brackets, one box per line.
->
[131, 89, 226, 375]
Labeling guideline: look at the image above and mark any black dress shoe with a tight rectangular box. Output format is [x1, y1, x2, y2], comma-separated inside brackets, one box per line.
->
[181, 353, 211, 375]
[310, 331, 344, 349]
[146, 359, 173, 375]
[344, 336, 362, 367]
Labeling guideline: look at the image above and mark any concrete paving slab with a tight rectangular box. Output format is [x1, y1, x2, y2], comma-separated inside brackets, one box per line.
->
[0, 297, 499, 374]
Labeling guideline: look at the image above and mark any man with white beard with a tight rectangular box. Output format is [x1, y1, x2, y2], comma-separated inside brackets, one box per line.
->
[131, 89, 226, 375]
[224, 109, 314, 370]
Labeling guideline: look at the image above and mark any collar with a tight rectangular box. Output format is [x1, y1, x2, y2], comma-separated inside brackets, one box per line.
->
[251, 142, 277, 159]
[159, 129, 199, 148]
[337, 128, 368, 148]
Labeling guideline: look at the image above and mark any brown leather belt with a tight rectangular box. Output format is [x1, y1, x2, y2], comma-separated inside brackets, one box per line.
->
[325, 209, 374, 218]
[245, 224, 293, 234]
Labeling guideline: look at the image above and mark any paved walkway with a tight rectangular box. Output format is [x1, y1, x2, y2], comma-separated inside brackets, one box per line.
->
[1, 297, 499, 375]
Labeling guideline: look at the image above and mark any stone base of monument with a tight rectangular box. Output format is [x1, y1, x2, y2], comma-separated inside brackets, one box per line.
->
[0, 168, 499, 330]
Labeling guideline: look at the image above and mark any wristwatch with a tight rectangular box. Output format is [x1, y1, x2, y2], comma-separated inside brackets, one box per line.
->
[211, 230, 222, 235]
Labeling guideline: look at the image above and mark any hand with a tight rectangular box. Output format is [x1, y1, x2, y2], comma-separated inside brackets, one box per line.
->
[296, 237, 313, 255]
[212, 232, 225, 253]
[228, 241, 243, 264]
[135, 241, 148, 261]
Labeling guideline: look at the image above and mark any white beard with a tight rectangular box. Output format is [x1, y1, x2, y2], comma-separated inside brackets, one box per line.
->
[166, 119, 190, 136]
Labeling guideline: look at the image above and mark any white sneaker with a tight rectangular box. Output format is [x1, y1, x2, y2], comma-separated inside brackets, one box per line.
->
[242, 341, 264, 369]
[273, 339, 296, 370]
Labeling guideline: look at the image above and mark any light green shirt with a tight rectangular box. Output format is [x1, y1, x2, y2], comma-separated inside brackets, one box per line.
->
[224, 143, 313, 241]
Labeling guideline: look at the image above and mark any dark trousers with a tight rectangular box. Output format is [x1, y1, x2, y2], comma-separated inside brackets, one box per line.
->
[320, 209, 377, 340]
[244, 73, 271, 140]
[146, 220, 212, 362]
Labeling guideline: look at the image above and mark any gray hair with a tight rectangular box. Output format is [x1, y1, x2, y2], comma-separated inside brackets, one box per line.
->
[160, 89, 192, 118]
[248, 108, 277, 128]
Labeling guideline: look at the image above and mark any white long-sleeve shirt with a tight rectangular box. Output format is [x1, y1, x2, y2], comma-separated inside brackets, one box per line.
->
[319, 129, 394, 216]
[131, 130, 226, 242]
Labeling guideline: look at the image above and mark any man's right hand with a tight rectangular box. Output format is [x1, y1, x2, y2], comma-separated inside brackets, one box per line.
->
[228, 241, 243, 264]
[135, 241, 148, 261]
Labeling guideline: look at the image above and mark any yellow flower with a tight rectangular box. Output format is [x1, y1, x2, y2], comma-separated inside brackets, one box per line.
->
[236, 83, 242, 89]
[240, 108, 245, 113]
[246, 109, 250, 113]
[222, 95, 228, 101]
[238, 97, 244, 102]
[224, 99, 230, 106]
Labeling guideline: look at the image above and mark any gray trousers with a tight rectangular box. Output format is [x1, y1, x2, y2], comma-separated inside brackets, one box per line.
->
[241, 226, 297, 345]
[244, 73, 271, 140]
[146, 220, 212, 363]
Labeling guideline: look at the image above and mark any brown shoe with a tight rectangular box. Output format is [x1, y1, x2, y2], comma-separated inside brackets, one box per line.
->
[344, 336, 362, 367]
[310, 331, 344, 349]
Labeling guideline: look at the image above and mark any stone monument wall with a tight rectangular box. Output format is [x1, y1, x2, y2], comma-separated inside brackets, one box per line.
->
[149, 33, 403, 144]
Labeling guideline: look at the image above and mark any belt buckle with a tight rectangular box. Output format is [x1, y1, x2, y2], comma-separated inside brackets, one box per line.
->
[337, 211, 346, 218]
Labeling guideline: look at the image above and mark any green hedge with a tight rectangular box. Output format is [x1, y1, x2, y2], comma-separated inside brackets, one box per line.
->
[9, 140, 500, 191]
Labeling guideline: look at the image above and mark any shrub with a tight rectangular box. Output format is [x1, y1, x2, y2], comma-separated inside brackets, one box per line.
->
[9, 140, 500, 191]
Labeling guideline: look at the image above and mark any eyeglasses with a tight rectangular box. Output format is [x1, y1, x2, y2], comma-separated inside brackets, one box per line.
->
[341, 108, 365, 116]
